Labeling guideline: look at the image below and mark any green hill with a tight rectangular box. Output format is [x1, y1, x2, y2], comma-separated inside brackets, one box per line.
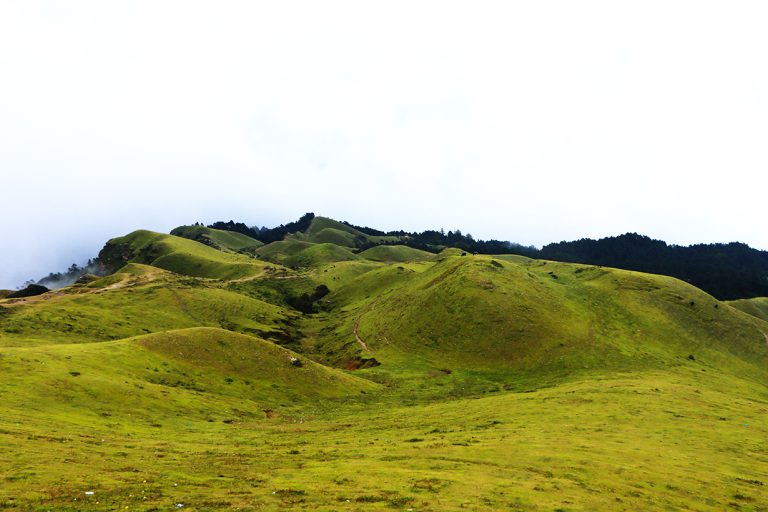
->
[308, 227, 359, 247]
[0, 327, 376, 430]
[305, 216, 365, 238]
[313, 255, 768, 390]
[99, 230, 272, 280]
[253, 239, 316, 265]
[170, 225, 263, 251]
[0, 266, 294, 347]
[359, 244, 433, 262]
[305, 216, 399, 247]
[285, 243, 360, 268]
[728, 296, 768, 322]
[253, 239, 360, 269]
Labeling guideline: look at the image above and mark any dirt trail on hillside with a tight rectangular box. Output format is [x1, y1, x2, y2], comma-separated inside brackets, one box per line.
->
[353, 299, 381, 352]
[353, 317, 369, 351]
[228, 271, 301, 284]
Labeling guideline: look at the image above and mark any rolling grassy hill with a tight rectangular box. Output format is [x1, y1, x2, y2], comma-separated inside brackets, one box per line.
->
[728, 296, 768, 323]
[303, 216, 399, 247]
[359, 244, 434, 263]
[99, 230, 272, 280]
[170, 225, 263, 252]
[284, 243, 360, 268]
[253, 239, 316, 266]
[0, 274, 294, 347]
[1, 220, 768, 511]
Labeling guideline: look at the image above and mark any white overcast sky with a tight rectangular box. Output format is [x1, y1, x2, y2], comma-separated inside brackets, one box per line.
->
[1, 1, 767, 288]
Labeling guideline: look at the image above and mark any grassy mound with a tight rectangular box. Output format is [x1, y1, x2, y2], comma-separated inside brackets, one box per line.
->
[170, 225, 263, 251]
[305, 216, 365, 238]
[305, 216, 399, 247]
[0, 327, 376, 428]
[284, 243, 360, 268]
[728, 296, 768, 322]
[0, 274, 293, 346]
[323, 256, 768, 388]
[493, 253, 534, 264]
[254, 239, 316, 265]
[359, 244, 433, 262]
[99, 230, 271, 280]
[308, 227, 359, 247]
[136, 327, 376, 397]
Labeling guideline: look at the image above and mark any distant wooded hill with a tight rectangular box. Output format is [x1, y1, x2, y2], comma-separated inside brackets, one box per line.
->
[539, 233, 768, 300]
[207, 215, 768, 300]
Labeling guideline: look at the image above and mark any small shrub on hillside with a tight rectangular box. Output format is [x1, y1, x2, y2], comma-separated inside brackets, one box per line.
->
[8, 284, 49, 298]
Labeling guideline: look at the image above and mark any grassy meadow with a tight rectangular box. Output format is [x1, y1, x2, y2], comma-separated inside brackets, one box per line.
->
[1, 220, 767, 511]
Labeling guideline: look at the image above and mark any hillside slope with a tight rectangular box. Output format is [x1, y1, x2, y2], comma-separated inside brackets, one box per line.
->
[99, 230, 273, 280]
[0, 264, 295, 346]
[312, 255, 768, 390]
[359, 244, 433, 262]
[0, 327, 376, 427]
[728, 296, 768, 322]
[170, 225, 263, 251]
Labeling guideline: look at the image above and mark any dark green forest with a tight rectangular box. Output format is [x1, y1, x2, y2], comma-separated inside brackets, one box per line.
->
[539, 233, 768, 300]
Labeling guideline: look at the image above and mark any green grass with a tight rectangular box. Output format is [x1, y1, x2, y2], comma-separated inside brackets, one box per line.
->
[310, 255, 767, 388]
[0, 367, 765, 511]
[284, 243, 360, 268]
[253, 239, 316, 265]
[359, 244, 434, 263]
[493, 253, 534, 264]
[304, 216, 400, 247]
[728, 296, 768, 322]
[0, 270, 294, 346]
[254, 239, 361, 269]
[307, 227, 360, 247]
[170, 225, 263, 251]
[2, 228, 768, 511]
[305, 216, 364, 238]
[99, 230, 273, 280]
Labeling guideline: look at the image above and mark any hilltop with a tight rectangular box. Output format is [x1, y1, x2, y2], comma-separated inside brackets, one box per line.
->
[25, 213, 768, 301]
[202, 214, 768, 300]
[1, 214, 767, 510]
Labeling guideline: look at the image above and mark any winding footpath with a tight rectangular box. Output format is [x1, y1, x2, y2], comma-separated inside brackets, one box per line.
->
[353, 299, 381, 352]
